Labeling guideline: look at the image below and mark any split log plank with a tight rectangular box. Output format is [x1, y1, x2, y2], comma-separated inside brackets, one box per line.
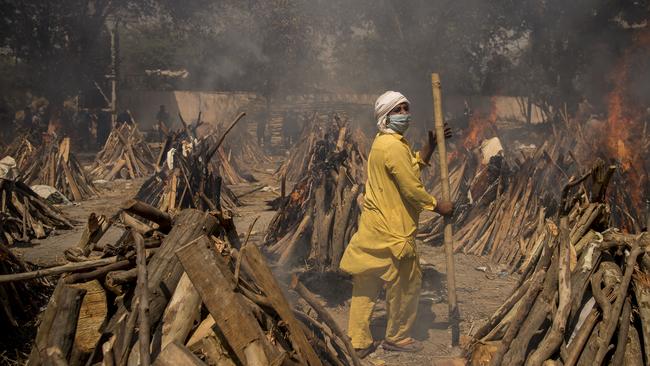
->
[290, 274, 362, 366]
[176, 235, 276, 365]
[240, 244, 322, 366]
[153, 341, 206, 366]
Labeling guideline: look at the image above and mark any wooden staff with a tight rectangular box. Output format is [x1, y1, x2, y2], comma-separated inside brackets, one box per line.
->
[431, 73, 460, 346]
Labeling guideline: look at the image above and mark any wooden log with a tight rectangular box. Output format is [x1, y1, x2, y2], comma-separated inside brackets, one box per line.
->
[120, 212, 153, 235]
[188, 335, 236, 366]
[488, 267, 546, 366]
[0, 256, 120, 284]
[105, 159, 126, 180]
[309, 183, 329, 268]
[124, 151, 136, 179]
[73, 213, 111, 258]
[611, 296, 632, 366]
[160, 273, 201, 350]
[576, 325, 600, 366]
[502, 242, 560, 365]
[277, 215, 312, 266]
[105, 268, 137, 287]
[104, 210, 220, 363]
[525, 217, 572, 366]
[176, 235, 276, 365]
[290, 274, 362, 366]
[63, 259, 133, 283]
[186, 315, 216, 349]
[240, 244, 322, 366]
[122, 199, 172, 233]
[593, 245, 644, 364]
[135, 232, 151, 366]
[564, 304, 600, 366]
[28, 282, 64, 366]
[472, 270, 533, 340]
[206, 112, 247, 161]
[331, 184, 360, 270]
[36, 285, 86, 365]
[153, 341, 206, 366]
[624, 323, 644, 366]
[633, 262, 650, 363]
[61, 155, 83, 201]
[68, 280, 107, 366]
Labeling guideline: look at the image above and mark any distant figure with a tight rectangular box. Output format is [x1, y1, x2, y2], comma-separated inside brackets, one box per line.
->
[156, 105, 170, 140]
[116, 109, 133, 126]
[156, 105, 170, 127]
[256, 115, 267, 146]
[282, 111, 300, 149]
[22, 107, 34, 130]
[97, 112, 111, 146]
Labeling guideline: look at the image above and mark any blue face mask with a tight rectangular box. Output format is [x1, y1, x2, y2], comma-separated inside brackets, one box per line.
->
[386, 114, 411, 134]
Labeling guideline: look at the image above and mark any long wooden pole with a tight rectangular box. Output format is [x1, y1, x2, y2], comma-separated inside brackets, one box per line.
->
[134, 231, 151, 366]
[431, 73, 460, 346]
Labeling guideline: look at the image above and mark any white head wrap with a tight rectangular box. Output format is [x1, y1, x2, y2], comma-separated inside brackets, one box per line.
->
[374, 90, 410, 134]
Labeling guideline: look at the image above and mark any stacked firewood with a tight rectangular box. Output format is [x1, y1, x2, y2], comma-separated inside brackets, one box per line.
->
[0, 179, 74, 246]
[1, 203, 360, 366]
[220, 124, 271, 168]
[275, 114, 320, 182]
[2, 135, 39, 171]
[418, 128, 633, 273]
[440, 144, 567, 270]
[0, 243, 50, 331]
[467, 169, 650, 366]
[137, 115, 243, 213]
[88, 124, 156, 180]
[136, 145, 232, 213]
[17, 137, 98, 201]
[264, 115, 367, 271]
[202, 132, 254, 185]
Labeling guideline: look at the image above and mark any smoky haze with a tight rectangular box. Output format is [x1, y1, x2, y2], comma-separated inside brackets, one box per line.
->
[116, 0, 649, 130]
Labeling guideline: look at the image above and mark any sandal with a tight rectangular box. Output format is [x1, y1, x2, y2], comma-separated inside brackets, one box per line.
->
[354, 342, 378, 359]
[382, 338, 423, 353]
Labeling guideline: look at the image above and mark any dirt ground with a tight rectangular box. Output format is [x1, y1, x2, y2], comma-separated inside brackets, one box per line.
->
[11, 156, 517, 366]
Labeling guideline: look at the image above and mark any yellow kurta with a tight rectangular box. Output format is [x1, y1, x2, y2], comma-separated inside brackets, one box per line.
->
[339, 133, 436, 282]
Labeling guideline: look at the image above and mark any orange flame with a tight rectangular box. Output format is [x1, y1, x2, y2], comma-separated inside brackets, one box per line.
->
[605, 30, 650, 207]
[464, 97, 498, 149]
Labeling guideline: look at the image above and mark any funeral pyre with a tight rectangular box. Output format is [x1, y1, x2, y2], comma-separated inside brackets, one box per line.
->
[418, 96, 648, 273]
[88, 123, 156, 181]
[136, 113, 243, 213]
[264, 113, 367, 271]
[4, 136, 98, 202]
[466, 164, 650, 366]
[0, 179, 74, 246]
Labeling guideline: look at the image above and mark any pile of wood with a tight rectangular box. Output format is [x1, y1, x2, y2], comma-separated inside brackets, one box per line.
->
[0, 243, 50, 331]
[420, 142, 571, 271]
[419, 112, 647, 272]
[202, 132, 254, 185]
[467, 170, 650, 366]
[136, 144, 233, 213]
[275, 113, 321, 182]
[0, 178, 74, 246]
[220, 124, 271, 168]
[3, 203, 360, 366]
[88, 124, 156, 181]
[137, 114, 245, 213]
[2, 135, 39, 171]
[17, 137, 98, 201]
[264, 115, 367, 271]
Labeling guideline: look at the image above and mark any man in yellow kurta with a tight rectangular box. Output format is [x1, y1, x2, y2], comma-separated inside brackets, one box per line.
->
[340, 91, 453, 357]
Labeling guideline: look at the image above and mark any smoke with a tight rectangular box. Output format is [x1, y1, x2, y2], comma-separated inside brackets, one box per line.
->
[119, 0, 649, 123]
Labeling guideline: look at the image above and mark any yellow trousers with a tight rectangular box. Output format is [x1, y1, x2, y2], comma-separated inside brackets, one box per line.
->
[347, 254, 422, 349]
